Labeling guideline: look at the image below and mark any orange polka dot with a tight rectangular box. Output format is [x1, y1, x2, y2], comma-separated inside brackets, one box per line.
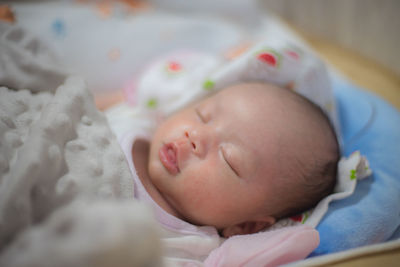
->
[0, 5, 16, 23]
[224, 42, 252, 60]
[96, 2, 113, 19]
[108, 48, 121, 61]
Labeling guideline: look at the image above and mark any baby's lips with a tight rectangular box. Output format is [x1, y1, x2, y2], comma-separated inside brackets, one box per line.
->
[159, 143, 179, 175]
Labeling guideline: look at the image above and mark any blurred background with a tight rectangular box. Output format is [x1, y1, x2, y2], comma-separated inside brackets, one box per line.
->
[261, 0, 400, 76]
[153, 0, 400, 108]
[2, 0, 399, 108]
[260, 0, 400, 109]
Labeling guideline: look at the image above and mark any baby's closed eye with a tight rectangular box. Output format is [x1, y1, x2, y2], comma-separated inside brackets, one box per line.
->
[220, 145, 240, 177]
[195, 107, 210, 123]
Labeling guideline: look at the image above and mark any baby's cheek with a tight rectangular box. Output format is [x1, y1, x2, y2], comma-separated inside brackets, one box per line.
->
[180, 163, 232, 215]
[181, 167, 215, 201]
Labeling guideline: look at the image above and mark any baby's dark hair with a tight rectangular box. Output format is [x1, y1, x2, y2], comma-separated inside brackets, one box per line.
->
[269, 89, 340, 220]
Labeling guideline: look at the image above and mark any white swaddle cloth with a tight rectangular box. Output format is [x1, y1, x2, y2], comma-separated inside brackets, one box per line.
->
[130, 38, 339, 134]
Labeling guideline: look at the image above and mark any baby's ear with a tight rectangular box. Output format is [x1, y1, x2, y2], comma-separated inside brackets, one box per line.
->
[221, 216, 276, 238]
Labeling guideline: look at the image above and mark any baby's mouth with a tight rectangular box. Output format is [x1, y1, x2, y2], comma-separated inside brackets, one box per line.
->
[159, 143, 180, 175]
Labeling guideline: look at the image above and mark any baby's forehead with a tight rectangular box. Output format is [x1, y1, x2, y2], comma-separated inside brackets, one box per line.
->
[216, 83, 297, 116]
[218, 83, 289, 104]
[217, 82, 320, 144]
[218, 85, 287, 155]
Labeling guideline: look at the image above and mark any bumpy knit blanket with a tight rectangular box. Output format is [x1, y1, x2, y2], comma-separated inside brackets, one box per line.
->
[0, 76, 161, 267]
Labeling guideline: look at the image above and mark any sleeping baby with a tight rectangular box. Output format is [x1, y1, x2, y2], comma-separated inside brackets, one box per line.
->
[144, 82, 339, 238]
[104, 37, 341, 264]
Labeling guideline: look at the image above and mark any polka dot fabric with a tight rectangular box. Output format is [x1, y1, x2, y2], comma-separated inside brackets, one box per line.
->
[131, 38, 340, 136]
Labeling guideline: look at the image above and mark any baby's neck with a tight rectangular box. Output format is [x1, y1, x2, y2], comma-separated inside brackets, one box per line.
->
[132, 139, 182, 219]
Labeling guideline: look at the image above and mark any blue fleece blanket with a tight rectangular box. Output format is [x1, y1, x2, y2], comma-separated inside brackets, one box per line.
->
[311, 75, 400, 256]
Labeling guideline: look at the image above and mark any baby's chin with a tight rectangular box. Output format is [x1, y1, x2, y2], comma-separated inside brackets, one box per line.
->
[147, 156, 164, 184]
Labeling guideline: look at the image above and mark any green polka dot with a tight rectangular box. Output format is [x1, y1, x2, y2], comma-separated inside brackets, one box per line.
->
[147, 98, 158, 109]
[203, 80, 215, 91]
[301, 212, 309, 224]
[350, 169, 357, 180]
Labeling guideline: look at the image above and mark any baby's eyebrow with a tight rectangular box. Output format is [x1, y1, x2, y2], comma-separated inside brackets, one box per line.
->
[213, 96, 224, 113]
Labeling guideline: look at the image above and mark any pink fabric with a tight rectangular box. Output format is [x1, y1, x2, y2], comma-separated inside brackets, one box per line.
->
[204, 225, 319, 267]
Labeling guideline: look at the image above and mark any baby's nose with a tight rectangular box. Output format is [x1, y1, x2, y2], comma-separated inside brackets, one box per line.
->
[184, 129, 209, 158]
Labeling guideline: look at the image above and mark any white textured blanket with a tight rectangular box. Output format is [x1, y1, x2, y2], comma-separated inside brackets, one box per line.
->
[0, 76, 161, 267]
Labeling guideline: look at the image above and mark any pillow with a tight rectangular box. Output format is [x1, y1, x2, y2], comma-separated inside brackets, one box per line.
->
[311, 74, 400, 256]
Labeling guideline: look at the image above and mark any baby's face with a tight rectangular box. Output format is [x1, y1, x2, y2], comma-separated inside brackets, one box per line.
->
[148, 84, 295, 230]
